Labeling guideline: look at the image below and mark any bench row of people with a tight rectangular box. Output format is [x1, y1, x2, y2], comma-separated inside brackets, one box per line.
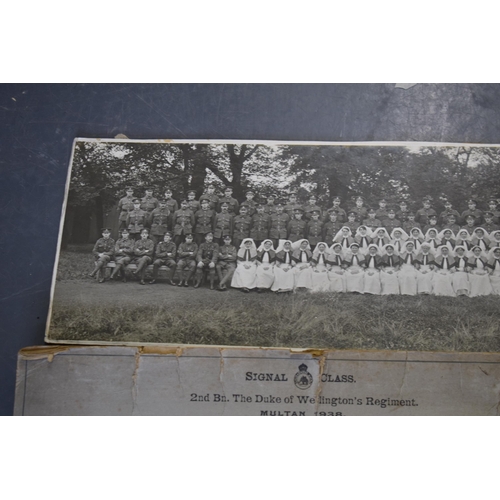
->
[89, 228, 500, 296]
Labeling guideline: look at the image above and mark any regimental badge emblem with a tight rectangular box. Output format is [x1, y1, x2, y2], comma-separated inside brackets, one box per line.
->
[294, 363, 313, 390]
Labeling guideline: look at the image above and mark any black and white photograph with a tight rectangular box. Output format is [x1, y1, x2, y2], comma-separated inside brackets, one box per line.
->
[47, 138, 500, 350]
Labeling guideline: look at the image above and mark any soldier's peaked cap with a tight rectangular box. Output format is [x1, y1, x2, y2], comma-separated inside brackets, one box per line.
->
[133, 199, 141, 203]
[223, 235, 232, 240]
[164, 231, 173, 237]
[205, 231, 214, 236]
[201, 198, 210, 204]
[101, 227, 111, 232]
[187, 190, 196, 195]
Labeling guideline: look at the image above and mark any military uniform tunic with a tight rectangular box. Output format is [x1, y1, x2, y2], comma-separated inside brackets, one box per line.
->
[216, 244, 238, 285]
[305, 219, 323, 247]
[303, 203, 322, 220]
[287, 219, 306, 242]
[233, 214, 252, 245]
[127, 209, 147, 237]
[382, 218, 401, 233]
[117, 196, 135, 227]
[93, 238, 115, 260]
[187, 200, 201, 213]
[140, 195, 159, 214]
[325, 207, 347, 223]
[217, 196, 239, 214]
[284, 202, 303, 218]
[322, 221, 343, 241]
[269, 213, 290, 240]
[173, 208, 195, 236]
[199, 193, 219, 210]
[415, 207, 437, 226]
[240, 200, 257, 216]
[114, 237, 135, 265]
[213, 212, 234, 239]
[461, 208, 483, 226]
[250, 213, 270, 242]
[150, 207, 170, 237]
[194, 209, 215, 244]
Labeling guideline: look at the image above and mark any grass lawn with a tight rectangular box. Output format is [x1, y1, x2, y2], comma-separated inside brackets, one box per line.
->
[50, 247, 500, 351]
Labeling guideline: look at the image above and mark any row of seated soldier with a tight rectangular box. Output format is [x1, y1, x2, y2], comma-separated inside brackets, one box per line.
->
[89, 221, 500, 294]
[116, 186, 500, 247]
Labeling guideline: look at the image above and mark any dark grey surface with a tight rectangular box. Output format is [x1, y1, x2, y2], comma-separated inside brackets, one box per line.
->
[2, 83, 499, 415]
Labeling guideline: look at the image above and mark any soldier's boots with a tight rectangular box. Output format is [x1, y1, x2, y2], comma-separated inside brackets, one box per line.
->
[110, 266, 121, 280]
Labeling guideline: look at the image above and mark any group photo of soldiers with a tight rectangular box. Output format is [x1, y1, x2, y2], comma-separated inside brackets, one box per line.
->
[89, 182, 500, 297]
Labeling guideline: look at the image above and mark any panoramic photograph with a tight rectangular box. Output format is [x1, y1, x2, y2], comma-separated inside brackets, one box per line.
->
[47, 139, 500, 351]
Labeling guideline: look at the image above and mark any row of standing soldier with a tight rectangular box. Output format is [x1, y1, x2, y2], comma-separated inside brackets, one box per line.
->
[117, 186, 500, 247]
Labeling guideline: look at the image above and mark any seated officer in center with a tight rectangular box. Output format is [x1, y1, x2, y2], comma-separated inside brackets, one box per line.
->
[110, 228, 135, 282]
[150, 231, 177, 285]
[216, 234, 238, 291]
[131, 228, 155, 285]
[195, 231, 219, 289]
[89, 228, 115, 283]
[176, 233, 198, 287]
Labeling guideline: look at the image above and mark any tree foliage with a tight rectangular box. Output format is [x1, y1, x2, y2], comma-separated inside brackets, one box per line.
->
[69, 141, 500, 217]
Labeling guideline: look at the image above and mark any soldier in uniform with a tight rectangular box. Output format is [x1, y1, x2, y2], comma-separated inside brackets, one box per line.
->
[305, 210, 323, 251]
[303, 195, 322, 220]
[149, 199, 170, 244]
[250, 204, 270, 248]
[164, 189, 179, 219]
[117, 187, 135, 231]
[199, 184, 219, 210]
[140, 187, 159, 219]
[423, 214, 440, 234]
[269, 203, 290, 248]
[131, 228, 154, 285]
[382, 209, 401, 233]
[213, 201, 234, 245]
[186, 190, 200, 214]
[150, 231, 177, 285]
[195, 231, 219, 289]
[284, 193, 302, 218]
[461, 199, 483, 227]
[263, 195, 278, 216]
[172, 199, 195, 247]
[325, 196, 347, 223]
[487, 198, 500, 224]
[345, 212, 360, 233]
[240, 190, 257, 217]
[233, 205, 252, 248]
[89, 228, 115, 283]
[439, 199, 461, 226]
[363, 208, 382, 231]
[442, 214, 461, 234]
[110, 228, 135, 282]
[482, 212, 500, 234]
[322, 212, 343, 243]
[461, 214, 477, 232]
[176, 233, 198, 287]
[396, 200, 411, 223]
[415, 197, 438, 227]
[194, 199, 215, 246]
[217, 186, 239, 214]
[375, 199, 390, 221]
[402, 212, 420, 233]
[216, 235, 237, 291]
[287, 208, 306, 242]
[126, 199, 147, 240]
[351, 196, 368, 222]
